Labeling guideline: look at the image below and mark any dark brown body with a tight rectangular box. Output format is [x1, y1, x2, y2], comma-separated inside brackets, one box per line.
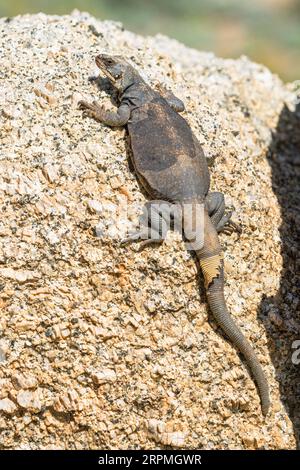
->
[128, 96, 210, 202]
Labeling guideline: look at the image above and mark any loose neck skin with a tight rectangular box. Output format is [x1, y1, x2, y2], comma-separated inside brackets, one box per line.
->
[118, 77, 155, 110]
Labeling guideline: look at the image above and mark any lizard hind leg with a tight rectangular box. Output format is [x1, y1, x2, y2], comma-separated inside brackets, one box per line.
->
[205, 191, 241, 235]
[120, 201, 174, 250]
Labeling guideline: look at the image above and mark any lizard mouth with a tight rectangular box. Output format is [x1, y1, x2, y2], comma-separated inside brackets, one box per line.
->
[95, 55, 118, 83]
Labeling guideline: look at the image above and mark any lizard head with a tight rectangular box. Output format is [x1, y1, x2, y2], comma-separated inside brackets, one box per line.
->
[95, 54, 138, 92]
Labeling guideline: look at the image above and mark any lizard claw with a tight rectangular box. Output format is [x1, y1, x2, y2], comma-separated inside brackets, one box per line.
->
[215, 209, 242, 236]
[138, 238, 164, 250]
[120, 231, 143, 246]
[120, 230, 163, 250]
[79, 101, 105, 121]
[226, 220, 242, 234]
[78, 100, 91, 110]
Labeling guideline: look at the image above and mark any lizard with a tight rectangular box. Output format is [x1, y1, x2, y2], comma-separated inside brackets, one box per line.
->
[79, 54, 270, 416]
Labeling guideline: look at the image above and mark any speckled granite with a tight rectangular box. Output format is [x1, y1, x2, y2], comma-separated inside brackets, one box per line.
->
[0, 10, 298, 449]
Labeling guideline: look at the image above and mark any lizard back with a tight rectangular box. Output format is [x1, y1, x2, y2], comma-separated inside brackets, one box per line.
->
[127, 96, 210, 202]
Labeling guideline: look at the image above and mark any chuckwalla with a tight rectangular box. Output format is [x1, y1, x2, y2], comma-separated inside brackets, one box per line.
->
[79, 54, 270, 415]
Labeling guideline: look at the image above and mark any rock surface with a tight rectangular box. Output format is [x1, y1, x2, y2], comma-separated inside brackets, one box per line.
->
[0, 11, 299, 449]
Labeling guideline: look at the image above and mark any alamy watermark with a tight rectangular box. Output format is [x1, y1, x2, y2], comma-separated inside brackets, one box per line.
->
[94, 198, 205, 251]
[291, 340, 300, 365]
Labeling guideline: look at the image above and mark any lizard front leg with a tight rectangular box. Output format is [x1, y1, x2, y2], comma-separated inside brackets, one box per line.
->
[79, 100, 130, 126]
[156, 85, 185, 113]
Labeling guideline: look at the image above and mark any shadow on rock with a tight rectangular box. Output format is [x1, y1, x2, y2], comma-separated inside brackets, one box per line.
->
[259, 100, 300, 448]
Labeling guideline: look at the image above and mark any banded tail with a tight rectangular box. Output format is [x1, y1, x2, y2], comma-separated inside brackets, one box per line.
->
[195, 209, 270, 415]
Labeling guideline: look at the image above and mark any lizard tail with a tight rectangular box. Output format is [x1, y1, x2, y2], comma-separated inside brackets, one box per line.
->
[195, 210, 270, 416]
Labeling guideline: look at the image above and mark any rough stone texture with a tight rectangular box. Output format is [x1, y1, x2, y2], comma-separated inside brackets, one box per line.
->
[0, 11, 299, 450]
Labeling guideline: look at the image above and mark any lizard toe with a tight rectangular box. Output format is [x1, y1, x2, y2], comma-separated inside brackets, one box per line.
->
[78, 100, 90, 110]
[120, 231, 144, 246]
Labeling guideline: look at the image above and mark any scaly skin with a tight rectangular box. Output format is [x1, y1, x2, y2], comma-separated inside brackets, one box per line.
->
[80, 54, 270, 416]
[197, 210, 270, 415]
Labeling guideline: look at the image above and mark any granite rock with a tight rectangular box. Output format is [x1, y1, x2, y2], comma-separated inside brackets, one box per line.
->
[0, 11, 298, 449]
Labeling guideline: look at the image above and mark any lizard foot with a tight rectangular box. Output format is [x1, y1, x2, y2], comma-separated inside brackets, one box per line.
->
[79, 100, 105, 121]
[120, 230, 164, 250]
[218, 215, 242, 236]
[120, 201, 172, 250]
[223, 219, 242, 235]
[120, 230, 146, 246]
